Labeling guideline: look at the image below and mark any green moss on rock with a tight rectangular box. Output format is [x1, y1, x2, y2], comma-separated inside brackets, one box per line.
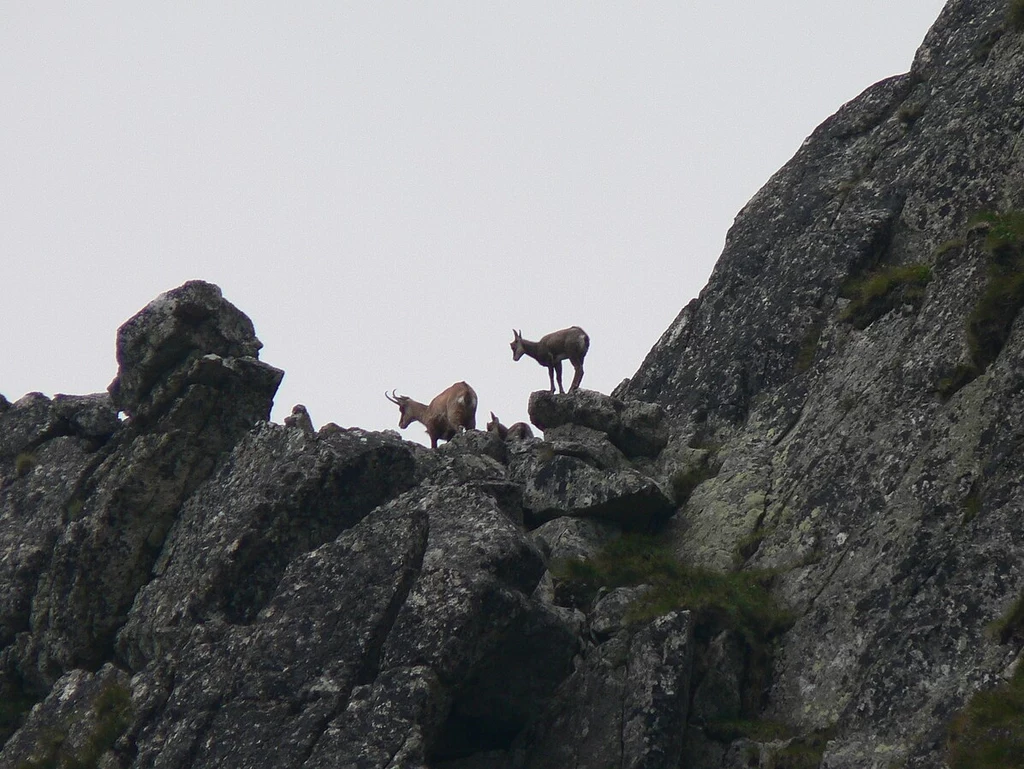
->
[552, 534, 792, 647]
[840, 263, 932, 329]
[947, 664, 1024, 768]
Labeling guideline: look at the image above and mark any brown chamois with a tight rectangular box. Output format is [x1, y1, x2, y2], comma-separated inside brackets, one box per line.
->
[486, 411, 534, 441]
[385, 381, 478, 448]
[510, 326, 590, 393]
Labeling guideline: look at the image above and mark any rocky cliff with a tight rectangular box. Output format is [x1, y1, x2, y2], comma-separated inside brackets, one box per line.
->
[3, 1, 1024, 767]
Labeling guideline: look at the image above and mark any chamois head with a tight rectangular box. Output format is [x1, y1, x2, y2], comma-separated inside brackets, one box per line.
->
[510, 329, 526, 361]
[384, 390, 416, 429]
[486, 411, 508, 440]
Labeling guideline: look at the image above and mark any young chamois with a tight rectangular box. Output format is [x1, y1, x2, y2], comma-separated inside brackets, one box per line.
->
[510, 326, 590, 394]
[486, 411, 534, 441]
[385, 381, 478, 448]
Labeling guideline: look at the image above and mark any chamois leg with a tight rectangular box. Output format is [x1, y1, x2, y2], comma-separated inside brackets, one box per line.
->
[547, 366, 557, 394]
[569, 361, 584, 392]
[553, 360, 566, 394]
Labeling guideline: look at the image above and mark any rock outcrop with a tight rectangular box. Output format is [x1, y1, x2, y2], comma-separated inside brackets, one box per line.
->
[615, 1, 1024, 765]
[0, 283, 683, 768]
[5, 2, 1024, 767]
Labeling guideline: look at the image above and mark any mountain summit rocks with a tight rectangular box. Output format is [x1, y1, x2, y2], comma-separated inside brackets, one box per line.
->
[0, 280, 687, 768]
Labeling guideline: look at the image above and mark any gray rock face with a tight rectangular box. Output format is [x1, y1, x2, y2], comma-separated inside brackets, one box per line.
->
[529, 517, 620, 563]
[512, 610, 693, 769]
[116, 423, 418, 670]
[615, 0, 1024, 765]
[0, 663, 133, 768]
[0, 394, 119, 655]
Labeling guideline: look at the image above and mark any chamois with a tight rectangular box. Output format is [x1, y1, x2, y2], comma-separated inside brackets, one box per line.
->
[486, 411, 534, 441]
[385, 381, 478, 448]
[510, 326, 590, 393]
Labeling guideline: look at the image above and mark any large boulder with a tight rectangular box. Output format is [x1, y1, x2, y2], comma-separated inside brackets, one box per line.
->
[528, 389, 668, 458]
[108, 280, 267, 421]
[117, 483, 576, 769]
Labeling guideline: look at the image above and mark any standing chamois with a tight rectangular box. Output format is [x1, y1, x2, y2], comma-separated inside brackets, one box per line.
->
[510, 326, 590, 393]
[385, 381, 478, 448]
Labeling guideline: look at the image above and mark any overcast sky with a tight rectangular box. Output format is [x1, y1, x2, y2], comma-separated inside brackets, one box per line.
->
[1, 2, 947, 444]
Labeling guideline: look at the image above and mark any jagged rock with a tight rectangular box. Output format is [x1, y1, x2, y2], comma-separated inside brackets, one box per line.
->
[13, 284, 284, 692]
[688, 630, 746, 724]
[304, 666, 448, 769]
[541, 423, 629, 470]
[528, 389, 668, 458]
[590, 586, 653, 639]
[108, 280, 268, 421]
[512, 610, 693, 769]
[0, 393, 122, 675]
[412, 431, 525, 523]
[529, 517, 620, 563]
[613, 2, 1024, 765]
[129, 496, 430, 769]
[383, 482, 577, 761]
[0, 392, 58, 459]
[53, 393, 121, 441]
[0, 391, 119, 461]
[441, 428, 509, 464]
[0, 663, 133, 768]
[522, 454, 674, 530]
[117, 423, 418, 669]
[0, 434, 101, 652]
[667, 435, 772, 571]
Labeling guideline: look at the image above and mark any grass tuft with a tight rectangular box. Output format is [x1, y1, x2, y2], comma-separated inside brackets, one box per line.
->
[1009, 0, 1024, 31]
[840, 263, 932, 329]
[987, 592, 1024, 645]
[967, 211, 1024, 369]
[794, 321, 824, 374]
[705, 720, 833, 768]
[552, 534, 793, 646]
[935, 210, 1024, 399]
[15, 453, 38, 477]
[17, 681, 133, 769]
[947, 664, 1024, 768]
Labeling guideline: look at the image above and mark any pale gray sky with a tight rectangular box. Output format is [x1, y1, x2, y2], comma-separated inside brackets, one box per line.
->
[1, 2, 947, 444]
